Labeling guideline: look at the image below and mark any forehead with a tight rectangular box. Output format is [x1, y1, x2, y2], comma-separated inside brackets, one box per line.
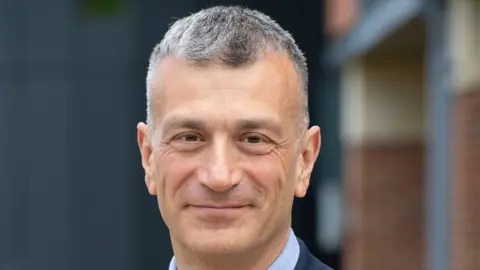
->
[149, 52, 300, 127]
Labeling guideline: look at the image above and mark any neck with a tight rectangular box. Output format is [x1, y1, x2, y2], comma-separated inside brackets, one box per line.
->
[172, 227, 291, 270]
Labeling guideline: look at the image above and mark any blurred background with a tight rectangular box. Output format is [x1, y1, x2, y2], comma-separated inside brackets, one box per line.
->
[1, 0, 478, 269]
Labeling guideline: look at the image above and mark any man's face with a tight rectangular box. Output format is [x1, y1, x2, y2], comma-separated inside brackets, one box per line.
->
[137, 52, 321, 255]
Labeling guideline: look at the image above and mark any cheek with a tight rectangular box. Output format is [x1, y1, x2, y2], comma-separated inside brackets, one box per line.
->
[241, 152, 295, 204]
[154, 152, 199, 209]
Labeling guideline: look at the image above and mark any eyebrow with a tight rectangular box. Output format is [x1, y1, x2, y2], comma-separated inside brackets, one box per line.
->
[161, 117, 206, 134]
[235, 119, 283, 135]
[160, 116, 283, 135]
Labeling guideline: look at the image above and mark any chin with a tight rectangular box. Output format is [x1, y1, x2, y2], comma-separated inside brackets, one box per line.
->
[182, 226, 255, 254]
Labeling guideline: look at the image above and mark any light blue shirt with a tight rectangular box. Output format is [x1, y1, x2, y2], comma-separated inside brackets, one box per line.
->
[168, 228, 300, 270]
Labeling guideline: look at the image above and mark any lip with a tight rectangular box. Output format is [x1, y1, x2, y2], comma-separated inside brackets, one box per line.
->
[187, 205, 250, 215]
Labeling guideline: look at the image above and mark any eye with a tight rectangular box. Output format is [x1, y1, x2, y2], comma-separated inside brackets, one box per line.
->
[242, 135, 264, 144]
[172, 132, 205, 142]
[240, 133, 273, 145]
[239, 133, 274, 154]
[169, 132, 206, 152]
[179, 134, 202, 142]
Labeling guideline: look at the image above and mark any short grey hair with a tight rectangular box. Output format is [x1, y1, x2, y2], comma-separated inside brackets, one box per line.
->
[146, 6, 309, 136]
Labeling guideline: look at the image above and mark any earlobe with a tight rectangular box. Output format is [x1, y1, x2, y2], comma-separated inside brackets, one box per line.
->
[137, 122, 157, 195]
[295, 182, 308, 198]
[294, 126, 321, 198]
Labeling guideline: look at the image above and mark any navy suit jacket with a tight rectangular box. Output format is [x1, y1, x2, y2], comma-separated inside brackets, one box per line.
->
[294, 239, 334, 270]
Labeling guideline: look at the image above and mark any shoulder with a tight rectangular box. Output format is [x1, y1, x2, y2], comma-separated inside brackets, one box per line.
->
[294, 238, 334, 270]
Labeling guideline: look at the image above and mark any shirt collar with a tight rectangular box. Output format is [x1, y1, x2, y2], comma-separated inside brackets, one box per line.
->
[168, 228, 300, 270]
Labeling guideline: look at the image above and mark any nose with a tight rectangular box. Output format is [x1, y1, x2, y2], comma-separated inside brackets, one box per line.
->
[198, 138, 242, 192]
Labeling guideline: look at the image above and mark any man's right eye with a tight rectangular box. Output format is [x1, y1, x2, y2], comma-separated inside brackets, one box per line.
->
[173, 133, 204, 142]
[169, 132, 206, 151]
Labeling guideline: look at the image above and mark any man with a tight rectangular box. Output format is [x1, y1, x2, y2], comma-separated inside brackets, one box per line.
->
[137, 6, 332, 270]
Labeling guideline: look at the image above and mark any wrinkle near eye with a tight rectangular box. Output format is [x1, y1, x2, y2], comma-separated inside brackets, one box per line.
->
[275, 137, 291, 149]
[273, 137, 297, 166]
[155, 145, 176, 164]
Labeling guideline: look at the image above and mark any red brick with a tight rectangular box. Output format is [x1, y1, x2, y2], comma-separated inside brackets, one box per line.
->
[343, 142, 425, 270]
[452, 86, 480, 270]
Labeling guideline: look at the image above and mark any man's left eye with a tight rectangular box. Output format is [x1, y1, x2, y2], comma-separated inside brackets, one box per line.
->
[242, 135, 264, 144]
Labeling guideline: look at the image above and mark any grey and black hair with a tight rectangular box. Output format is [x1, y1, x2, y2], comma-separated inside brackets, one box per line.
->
[146, 6, 309, 136]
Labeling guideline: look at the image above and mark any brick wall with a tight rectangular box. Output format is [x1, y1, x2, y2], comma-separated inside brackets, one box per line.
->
[449, 1, 480, 268]
[452, 87, 480, 270]
[341, 44, 425, 270]
[343, 143, 425, 270]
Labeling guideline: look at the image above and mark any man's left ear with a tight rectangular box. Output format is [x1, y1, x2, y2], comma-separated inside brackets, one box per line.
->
[295, 126, 321, 198]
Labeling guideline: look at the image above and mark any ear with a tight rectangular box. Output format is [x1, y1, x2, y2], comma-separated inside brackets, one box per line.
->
[295, 126, 321, 198]
[137, 122, 157, 195]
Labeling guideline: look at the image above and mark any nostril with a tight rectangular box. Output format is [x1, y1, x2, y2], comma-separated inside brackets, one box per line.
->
[200, 167, 236, 192]
[231, 170, 243, 185]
